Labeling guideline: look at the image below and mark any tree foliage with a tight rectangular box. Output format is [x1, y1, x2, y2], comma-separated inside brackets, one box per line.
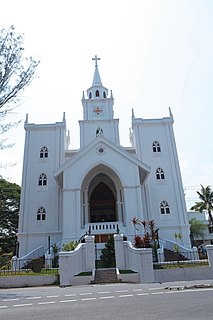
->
[0, 179, 21, 253]
[0, 25, 39, 148]
[189, 218, 206, 240]
[100, 237, 115, 267]
[190, 185, 213, 225]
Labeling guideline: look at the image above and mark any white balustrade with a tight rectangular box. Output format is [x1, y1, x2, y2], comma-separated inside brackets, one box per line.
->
[85, 222, 122, 234]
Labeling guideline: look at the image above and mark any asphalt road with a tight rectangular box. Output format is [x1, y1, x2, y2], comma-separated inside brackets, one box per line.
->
[0, 282, 213, 320]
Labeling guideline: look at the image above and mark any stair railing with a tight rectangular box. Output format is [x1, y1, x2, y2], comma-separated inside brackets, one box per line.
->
[164, 239, 199, 260]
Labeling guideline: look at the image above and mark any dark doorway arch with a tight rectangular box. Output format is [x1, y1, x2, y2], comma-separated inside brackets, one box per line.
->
[89, 181, 116, 222]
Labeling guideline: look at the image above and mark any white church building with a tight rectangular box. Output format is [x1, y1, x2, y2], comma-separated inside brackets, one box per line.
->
[18, 56, 191, 258]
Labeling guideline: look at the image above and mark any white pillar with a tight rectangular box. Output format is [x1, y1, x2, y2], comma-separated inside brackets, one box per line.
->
[206, 245, 213, 271]
[85, 235, 95, 271]
[137, 248, 154, 283]
[114, 234, 125, 270]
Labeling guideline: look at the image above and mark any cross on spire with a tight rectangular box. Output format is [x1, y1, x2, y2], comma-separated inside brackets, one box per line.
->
[92, 55, 100, 67]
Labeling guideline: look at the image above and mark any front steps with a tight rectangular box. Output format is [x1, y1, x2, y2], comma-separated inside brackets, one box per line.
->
[91, 268, 122, 284]
[164, 249, 188, 261]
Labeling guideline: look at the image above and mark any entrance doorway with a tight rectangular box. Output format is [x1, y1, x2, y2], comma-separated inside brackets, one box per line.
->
[90, 182, 116, 222]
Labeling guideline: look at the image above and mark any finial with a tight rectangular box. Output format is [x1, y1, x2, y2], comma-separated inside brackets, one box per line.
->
[82, 91, 85, 100]
[169, 107, 173, 118]
[92, 55, 101, 67]
[63, 112, 66, 122]
[132, 108, 135, 119]
[25, 114, 28, 124]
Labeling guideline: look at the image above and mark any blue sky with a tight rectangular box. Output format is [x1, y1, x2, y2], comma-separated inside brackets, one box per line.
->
[0, 0, 213, 209]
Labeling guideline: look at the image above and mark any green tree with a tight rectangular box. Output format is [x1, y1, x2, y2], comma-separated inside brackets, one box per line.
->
[0, 179, 21, 254]
[189, 218, 206, 240]
[190, 185, 213, 225]
[0, 25, 39, 149]
[100, 238, 115, 267]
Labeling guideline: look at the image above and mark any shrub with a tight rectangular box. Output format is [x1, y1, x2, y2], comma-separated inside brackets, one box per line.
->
[63, 241, 78, 251]
[100, 238, 115, 267]
[30, 258, 43, 273]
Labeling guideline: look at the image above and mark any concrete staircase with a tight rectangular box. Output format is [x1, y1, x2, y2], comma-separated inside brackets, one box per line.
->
[164, 249, 188, 261]
[91, 268, 122, 284]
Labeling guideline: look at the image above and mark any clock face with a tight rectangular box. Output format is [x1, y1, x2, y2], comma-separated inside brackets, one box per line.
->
[92, 106, 104, 117]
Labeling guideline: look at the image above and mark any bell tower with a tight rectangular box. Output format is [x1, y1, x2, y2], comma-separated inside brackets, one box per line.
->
[79, 56, 120, 148]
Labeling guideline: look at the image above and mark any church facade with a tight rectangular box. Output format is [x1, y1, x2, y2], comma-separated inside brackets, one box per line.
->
[18, 57, 191, 258]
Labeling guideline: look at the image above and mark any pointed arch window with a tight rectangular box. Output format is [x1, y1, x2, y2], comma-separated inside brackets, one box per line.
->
[160, 201, 170, 214]
[89, 92, 92, 99]
[38, 173, 47, 186]
[152, 141, 161, 153]
[95, 90, 99, 97]
[37, 206, 46, 221]
[156, 168, 165, 180]
[40, 146, 48, 158]
[103, 91, 106, 98]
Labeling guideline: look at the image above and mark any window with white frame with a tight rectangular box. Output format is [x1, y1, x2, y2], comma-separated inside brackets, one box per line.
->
[37, 207, 46, 221]
[38, 173, 47, 186]
[160, 201, 170, 214]
[40, 146, 48, 158]
[156, 167, 165, 180]
[152, 141, 161, 153]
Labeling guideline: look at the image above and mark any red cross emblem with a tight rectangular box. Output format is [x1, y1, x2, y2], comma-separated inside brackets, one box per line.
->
[93, 107, 103, 115]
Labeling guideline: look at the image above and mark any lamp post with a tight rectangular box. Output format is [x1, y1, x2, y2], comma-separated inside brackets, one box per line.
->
[48, 236, 51, 254]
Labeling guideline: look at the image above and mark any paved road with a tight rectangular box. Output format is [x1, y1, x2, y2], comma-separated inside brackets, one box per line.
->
[0, 281, 213, 320]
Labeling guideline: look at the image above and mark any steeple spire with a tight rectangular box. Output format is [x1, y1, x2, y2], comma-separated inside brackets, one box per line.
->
[92, 55, 102, 86]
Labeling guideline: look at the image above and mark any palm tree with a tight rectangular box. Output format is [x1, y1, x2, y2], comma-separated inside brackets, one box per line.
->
[190, 185, 213, 225]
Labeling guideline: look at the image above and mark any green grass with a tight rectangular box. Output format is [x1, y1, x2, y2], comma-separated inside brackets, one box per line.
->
[153, 261, 209, 269]
[75, 272, 92, 276]
[119, 270, 137, 274]
[0, 269, 59, 277]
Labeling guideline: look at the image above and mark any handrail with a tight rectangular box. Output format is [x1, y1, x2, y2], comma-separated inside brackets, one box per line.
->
[164, 239, 199, 260]
[18, 246, 46, 260]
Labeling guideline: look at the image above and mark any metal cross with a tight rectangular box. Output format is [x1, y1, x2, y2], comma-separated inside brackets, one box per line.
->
[92, 55, 100, 67]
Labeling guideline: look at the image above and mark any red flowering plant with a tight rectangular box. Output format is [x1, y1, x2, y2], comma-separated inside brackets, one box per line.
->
[133, 235, 145, 248]
[131, 218, 159, 251]
[131, 217, 141, 236]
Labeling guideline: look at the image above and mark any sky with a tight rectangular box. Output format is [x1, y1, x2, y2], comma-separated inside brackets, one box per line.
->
[0, 0, 213, 210]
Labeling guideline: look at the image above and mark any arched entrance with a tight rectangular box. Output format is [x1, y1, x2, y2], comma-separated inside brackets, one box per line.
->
[81, 165, 125, 227]
[90, 181, 116, 222]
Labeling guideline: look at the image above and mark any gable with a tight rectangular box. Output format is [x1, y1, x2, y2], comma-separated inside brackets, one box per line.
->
[54, 137, 150, 189]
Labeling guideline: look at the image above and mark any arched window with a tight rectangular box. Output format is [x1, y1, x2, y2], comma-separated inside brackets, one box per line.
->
[152, 141, 161, 153]
[103, 91, 106, 98]
[37, 206, 46, 221]
[89, 92, 92, 99]
[160, 201, 170, 214]
[156, 168, 165, 180]
[38, 173, 47, 186]
[40, 146, 48, 158]
[95, 90, 99, 97]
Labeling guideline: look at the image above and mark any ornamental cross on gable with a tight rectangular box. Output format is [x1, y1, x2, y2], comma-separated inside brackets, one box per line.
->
[92, 55, 100, 67]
